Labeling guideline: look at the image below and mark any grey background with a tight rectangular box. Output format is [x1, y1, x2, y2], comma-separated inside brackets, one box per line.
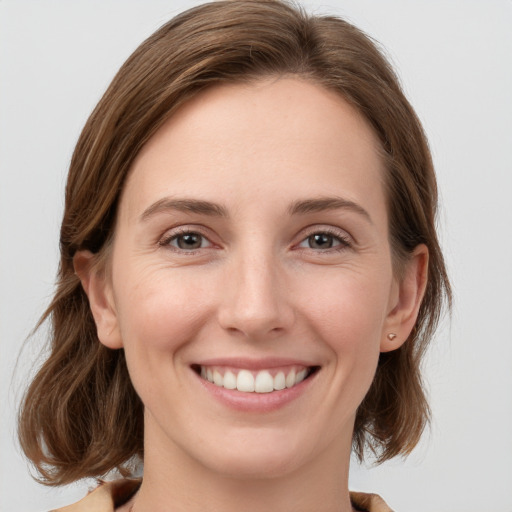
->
[1, 1, 511, 510]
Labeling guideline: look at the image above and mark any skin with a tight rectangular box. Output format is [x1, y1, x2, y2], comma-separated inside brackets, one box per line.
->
[76, 77, 428, 512]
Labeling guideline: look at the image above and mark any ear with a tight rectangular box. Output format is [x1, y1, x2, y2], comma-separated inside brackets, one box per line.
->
[381, 244, 429, 352]
[73, 250, 123, 349]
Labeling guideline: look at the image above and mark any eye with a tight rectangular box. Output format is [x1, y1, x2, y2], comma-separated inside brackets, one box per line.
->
[162, 231, 212, 251]
[298, 231, 351, 250]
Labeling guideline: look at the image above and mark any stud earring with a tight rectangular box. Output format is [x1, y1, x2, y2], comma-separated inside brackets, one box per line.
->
[387, 333, 397, 341]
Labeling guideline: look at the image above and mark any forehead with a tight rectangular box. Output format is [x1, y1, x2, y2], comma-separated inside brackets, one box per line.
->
[120, 77, 386, 222]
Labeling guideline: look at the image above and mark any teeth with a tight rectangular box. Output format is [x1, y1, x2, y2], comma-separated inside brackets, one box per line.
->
[274, 371, 286, 390]
[213, 370, 223, 387]
[295, 369, 307, 385]
[198, 365, 313, 393]
[237, 370, 255, 392]
[223, 370, 237, 390]
[285, 369, 296, 388]
[254, 371, 274, 393]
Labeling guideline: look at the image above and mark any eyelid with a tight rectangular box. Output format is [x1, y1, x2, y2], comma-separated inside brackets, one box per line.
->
[156, 223, 354, 252]
[158, 225, 217, 251]
[294, 225, 354, 250]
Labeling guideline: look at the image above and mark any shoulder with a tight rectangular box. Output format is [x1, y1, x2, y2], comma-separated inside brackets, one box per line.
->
[350, 491, 395, 512]
[51, 480, 391, 512]
[50, 479, 141, 512]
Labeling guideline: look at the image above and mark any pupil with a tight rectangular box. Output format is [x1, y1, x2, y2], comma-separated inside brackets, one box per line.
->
[310, 234, 333, 249]
[178, 233, 201, 249]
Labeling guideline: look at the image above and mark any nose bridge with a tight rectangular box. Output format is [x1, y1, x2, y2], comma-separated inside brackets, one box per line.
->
[218, 240, 293, 338]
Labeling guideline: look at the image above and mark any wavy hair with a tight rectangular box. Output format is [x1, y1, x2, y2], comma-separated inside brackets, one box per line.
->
[18, 0, 451, 485]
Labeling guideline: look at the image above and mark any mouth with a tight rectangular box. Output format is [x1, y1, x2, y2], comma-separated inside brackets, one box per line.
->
[191, 364, 320, 394]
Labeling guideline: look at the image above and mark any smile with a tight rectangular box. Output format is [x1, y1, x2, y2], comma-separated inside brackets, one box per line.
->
[193, 365, 319, 393]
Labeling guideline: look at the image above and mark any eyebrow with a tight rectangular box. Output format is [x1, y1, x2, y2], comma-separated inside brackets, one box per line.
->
[288, 196, 373, 224]
[140, 195, 372, 224]
[140, 198, 228, 222]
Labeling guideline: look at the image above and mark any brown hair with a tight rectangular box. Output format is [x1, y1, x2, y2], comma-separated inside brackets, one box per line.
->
[18, 0, 451, 485]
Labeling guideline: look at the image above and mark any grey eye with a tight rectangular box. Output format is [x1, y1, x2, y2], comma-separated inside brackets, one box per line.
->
[307, 233, 335, 249]
[297, 231, 350, 251]
[171, 233, 207, 250]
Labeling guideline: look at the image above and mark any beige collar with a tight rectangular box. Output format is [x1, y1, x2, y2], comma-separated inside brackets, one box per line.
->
[52, 478, 394, 512]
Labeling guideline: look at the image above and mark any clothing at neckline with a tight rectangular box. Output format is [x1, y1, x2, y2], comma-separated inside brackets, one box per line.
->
[51, 478, 394, 512]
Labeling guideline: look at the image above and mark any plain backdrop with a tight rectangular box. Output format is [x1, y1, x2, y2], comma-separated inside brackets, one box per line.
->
[1, 1, 511, 511]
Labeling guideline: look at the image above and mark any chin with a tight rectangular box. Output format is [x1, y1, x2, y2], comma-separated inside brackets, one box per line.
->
[206, 452, 302, 481]
[193, 431, 309, 480]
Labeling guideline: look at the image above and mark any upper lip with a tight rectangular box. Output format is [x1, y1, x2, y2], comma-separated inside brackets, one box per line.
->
[191, 357, 319, 370]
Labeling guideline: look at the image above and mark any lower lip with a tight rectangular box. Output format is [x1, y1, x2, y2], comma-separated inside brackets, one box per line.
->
[193, 369, 319, 413]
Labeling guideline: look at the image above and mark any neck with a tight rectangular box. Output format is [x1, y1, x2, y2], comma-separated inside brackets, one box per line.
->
[131, 419, 355, 512]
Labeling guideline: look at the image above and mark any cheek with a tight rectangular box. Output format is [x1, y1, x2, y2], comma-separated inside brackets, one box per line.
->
[302, 271, 390, 345]
[113, 265, 215, 366]
[299, 270, 390, 394]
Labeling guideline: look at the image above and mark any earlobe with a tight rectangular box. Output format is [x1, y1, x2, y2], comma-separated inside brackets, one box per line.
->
[73, 250, 123, 349]
[381, 244, 429, 352]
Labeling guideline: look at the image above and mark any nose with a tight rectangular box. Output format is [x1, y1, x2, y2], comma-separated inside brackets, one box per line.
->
[217, 250, 295, 340]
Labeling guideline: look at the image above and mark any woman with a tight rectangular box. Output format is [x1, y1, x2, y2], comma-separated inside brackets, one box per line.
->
[17, 1, 450, 511]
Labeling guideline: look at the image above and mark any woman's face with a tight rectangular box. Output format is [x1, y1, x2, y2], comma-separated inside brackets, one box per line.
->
[81, 78, 424, 479]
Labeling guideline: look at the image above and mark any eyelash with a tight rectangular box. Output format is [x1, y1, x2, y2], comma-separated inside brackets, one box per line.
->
[158, 227, 352, 254]
[296, 227, 352, 252]
[158, 227, 212, 254]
